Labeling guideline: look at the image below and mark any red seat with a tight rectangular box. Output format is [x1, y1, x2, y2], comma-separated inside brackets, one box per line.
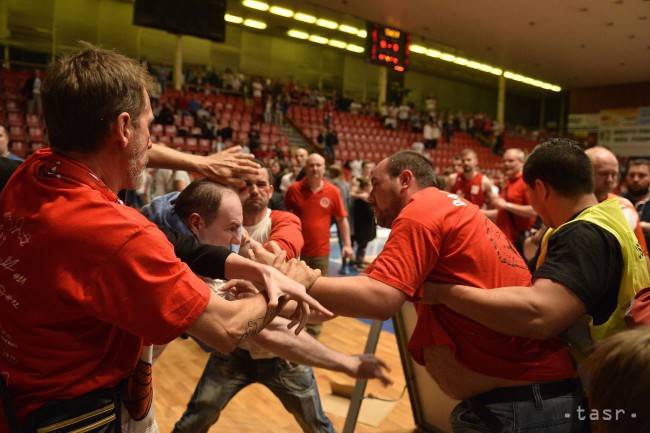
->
[172, 136, 185, 150]
[9, 125, 25, 141]
[28, 126, 44, 143]
[185, 137, 198, 152]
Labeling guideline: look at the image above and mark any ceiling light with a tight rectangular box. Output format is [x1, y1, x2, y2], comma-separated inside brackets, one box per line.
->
[339, 24, 358, 34]
[346, 44, 364, 53]
[489, 67, 502, 75]
[287, 29, 309, 39]
[316, 18, 338, 29]
[357, 30, 367, 38]
[440, 53, 456, 62]
[426, 49, 441, 58]
[269, 6, 294, 17]
[225, 14, 244, 24]
[409, 44, 426, 54]
[242, 0, 269, 11]
[309, 35, 329, 44]
[550, 85, 562, 92]
[454, 57, 468, 66]
[243, 19, 267, 29]
[294, 12, 317, 23]
[329, 40, 347, 49]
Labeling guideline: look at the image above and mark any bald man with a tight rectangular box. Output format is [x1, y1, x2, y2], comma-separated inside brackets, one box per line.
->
[285, 153, 353, 277]
[483, 148, 537, 253]
[585, 146, 649, 266]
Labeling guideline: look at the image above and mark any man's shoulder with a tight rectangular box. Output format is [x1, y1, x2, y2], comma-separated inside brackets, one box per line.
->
[270, 209, 301, 224]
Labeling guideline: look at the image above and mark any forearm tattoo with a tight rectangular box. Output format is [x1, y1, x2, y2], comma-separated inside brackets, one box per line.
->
[237, 295, 289, 345]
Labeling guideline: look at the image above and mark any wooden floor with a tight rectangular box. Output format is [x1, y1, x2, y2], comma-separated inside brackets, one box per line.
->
[153, 316, 417, 433]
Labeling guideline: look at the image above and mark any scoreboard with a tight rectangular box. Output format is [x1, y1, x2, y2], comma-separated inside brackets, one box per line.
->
[366, 22, 410, 72]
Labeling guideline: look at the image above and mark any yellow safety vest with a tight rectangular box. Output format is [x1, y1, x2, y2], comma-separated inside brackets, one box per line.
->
[536, 198, 650, 364]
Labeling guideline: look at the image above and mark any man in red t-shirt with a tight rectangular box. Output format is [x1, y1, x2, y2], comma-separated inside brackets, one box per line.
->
[444, 148, 495, 208]
[0, 45, 326, 433]
[483, 148, 537, 254]
[285, 153, 353, 276]
[300, 150, 582, 432]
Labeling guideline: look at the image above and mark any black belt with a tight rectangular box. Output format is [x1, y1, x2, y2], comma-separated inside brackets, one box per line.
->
[474, 379, 580, 405]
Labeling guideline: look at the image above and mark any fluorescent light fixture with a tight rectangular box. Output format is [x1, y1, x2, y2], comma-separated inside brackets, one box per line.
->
[454, 57, 468, 66]
[242, 0, 269, 11]
[316, 18, 338, 29]
[409, 44, 427, 54]
[287, 29, 309, 39]
[338, 24, 358, 34]
[489, 67, 502, 75]
[426, 49, 441, 58]
[329, 40, 347, 49]
[550, 85, 562, 92]
[243, 19, 267, 29]
[357, 29, 367, 38]
[440, 53, 456, 62]
[309, 34, 329, 44]
[294, 12, 317, 23]
[225, 14, 244, 24]
[346, 44, 364, 53]
[269, 6, 293, 17]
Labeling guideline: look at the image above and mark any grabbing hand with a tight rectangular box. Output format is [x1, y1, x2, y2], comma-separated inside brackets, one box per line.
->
[196, 147, 260, 188]
[349, 354, 393, 386]
[218, 279, 259, 300]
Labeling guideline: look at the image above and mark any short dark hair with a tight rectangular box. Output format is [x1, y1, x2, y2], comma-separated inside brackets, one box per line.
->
[386, 150, 437, 188]
[252, 158, 274, 185]
[174, 178, 226, 226]
[42, 43, 155, 153]
[523, 138, 593, 197]
[627, 158, 650, 172]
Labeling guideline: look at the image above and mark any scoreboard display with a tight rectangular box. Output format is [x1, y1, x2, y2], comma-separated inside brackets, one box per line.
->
[366, 22, 410, 72]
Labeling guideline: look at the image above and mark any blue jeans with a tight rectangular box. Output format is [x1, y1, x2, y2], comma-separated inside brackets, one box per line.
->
[172, 348, 335, 433]
[450, 389, 588, 432]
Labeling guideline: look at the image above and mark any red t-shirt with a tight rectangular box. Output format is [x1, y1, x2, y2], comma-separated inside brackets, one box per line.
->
[495, 173, 535, 244]
[366, 188, 574, 382]
[450, 172, 486, 207]
[284, 178, 347, 257]
[269, 210, 304, 259]
[0, 149, 210, 426]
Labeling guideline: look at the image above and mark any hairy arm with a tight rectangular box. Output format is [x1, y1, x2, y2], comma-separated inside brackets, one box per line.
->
[186, 290, 287, 353]
[422, 278, 587, 339]
[147, 143, 259, 188]
[252, 316, 392, 385]
[309, 274, 408, 320]
[335, 216, 354, 259]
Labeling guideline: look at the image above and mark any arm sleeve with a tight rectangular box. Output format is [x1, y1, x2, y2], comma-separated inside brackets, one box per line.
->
[533, 222, 622, 321]
[269, 211, 304, 259]
[159, 225, 232, 279]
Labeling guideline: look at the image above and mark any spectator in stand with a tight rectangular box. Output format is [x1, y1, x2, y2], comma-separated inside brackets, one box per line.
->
[217, 120, 233, 142]
[444, 148, 496, 208]
[624, 158, 650, 248]
[151, 168, 192, 198]
[248, 124, 261, 156]
[280, 147, 308, 197]
[0, 125, 25, 162]
[156, 102, 175, 126]
[424, 93, 437, 118]
[397, 101, 411, 130]
[22, 69, 43, 115]
[316, 126, 338, 164]
[422, 118, 440, 150]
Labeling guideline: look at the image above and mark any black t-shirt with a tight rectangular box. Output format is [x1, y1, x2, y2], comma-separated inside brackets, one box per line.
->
[532, 221, 622, 325]
[159, 226, 232, 279]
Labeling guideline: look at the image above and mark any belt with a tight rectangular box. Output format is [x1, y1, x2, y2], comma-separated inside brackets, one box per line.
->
[474, 379, 580, 405]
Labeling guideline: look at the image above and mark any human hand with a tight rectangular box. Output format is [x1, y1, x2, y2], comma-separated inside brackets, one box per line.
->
[218, 279, 259, 300]
[247, 241, 285, 266]
[348, 354, 393, 386]
[492, 197, 507, 210]
[341, 245, 354, 260]
[195, 147, 260, 188]
[278, 258, 321, 292]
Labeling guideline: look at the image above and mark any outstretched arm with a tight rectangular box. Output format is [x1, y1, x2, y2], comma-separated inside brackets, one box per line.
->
[252, 316, 392, 386]
[422, 279, 586, 340]
[147, 143, 259, 188]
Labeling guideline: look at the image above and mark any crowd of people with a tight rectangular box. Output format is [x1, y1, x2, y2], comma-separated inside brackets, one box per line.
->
[2, 44, 650, 433]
